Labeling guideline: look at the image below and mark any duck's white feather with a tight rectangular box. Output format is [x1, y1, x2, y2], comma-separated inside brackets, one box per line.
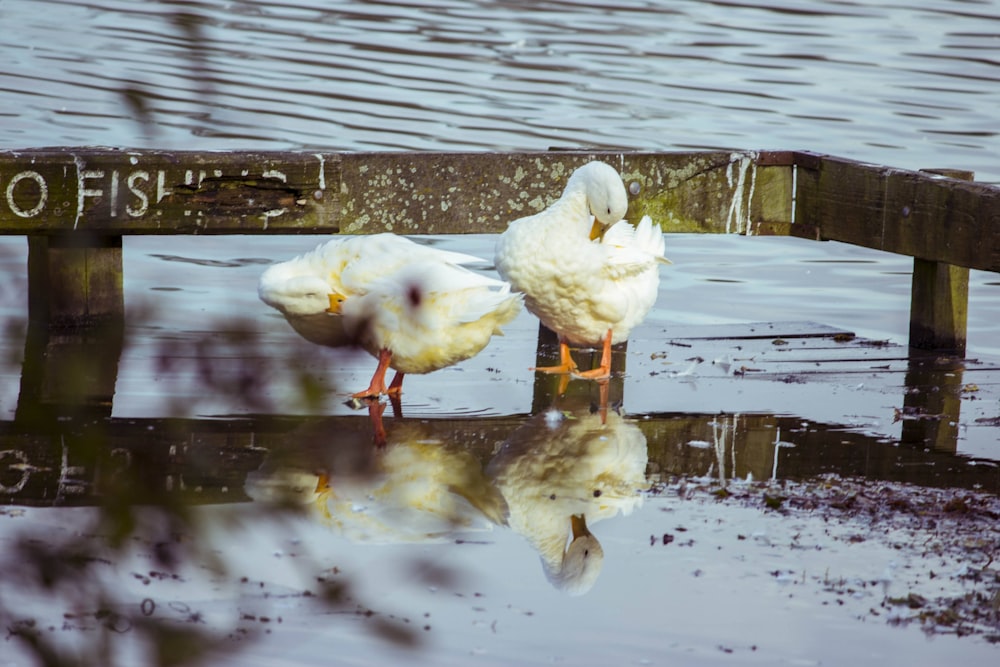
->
[245, 423, 508, 544]
[342, 261, 522, 375]
[258, 233, 486, 319]
[259, 233, 522, 384]
[495, 162, 668, 347]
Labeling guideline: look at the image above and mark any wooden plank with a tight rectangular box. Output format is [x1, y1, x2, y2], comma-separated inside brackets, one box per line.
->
[0, 149, 767, 235]
[793, 153, 1000, 271]
[660, 320, 853, 341]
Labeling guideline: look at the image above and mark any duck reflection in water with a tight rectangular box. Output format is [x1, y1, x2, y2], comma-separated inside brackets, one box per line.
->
[246, 416, 507, 545]
[487, 392, 648, 595]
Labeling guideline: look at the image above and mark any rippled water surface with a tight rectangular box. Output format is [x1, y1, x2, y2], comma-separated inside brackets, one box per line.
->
[2, 0, 999, 182]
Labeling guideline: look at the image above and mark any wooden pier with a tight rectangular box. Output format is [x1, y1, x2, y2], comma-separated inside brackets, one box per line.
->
[0, 149, 998, 508]
[2, 148, 995, 351]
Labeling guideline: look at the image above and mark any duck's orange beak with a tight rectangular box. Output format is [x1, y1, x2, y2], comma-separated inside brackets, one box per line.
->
[589, 219, 604, 241]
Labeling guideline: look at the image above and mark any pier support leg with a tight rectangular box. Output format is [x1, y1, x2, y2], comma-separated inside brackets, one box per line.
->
[27, 234, 124, 327]
[907, 259, 969, 356]
[907, 169, 973, 357]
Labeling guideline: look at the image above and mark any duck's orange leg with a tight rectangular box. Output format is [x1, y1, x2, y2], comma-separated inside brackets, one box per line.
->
[531, 340, 579, 375]
[353, 348, 393, 398]
[574, 329, 613, 381]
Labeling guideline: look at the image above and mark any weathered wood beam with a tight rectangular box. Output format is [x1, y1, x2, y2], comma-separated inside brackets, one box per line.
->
[0, 149, 337, 234]
[791, 153, 1000, 272]
[750, 150, 806, 236]
[0, 148, 765, 235]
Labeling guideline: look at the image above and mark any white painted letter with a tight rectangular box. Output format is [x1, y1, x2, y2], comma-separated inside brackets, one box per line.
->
[156, 170, 172, 203]
[78, 169, 104, 218]
[5, 170, 48, 218]
[109, 169, 120, 217]
[126, 170, 150, 217]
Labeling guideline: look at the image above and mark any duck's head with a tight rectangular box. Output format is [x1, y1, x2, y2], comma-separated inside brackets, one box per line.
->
[326, 291, 347, 314]
[544, 513, 605, 596]
[566, 161, 628, 229]
[258, 264, 338, 317]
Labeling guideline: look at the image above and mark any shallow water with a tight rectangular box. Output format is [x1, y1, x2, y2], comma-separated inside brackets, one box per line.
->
[2, 1, 1000, 665]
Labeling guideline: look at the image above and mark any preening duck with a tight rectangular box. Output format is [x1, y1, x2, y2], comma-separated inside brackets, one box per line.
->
[339, 259, 522, 397]
[494, 161, 670, 379]
[259, 233, 522, 398]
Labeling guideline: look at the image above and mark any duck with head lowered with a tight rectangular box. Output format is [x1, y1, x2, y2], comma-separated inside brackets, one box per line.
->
[259, 233, 522, 398]
[494, 161, 670, 380]
[487, 396, 649, 595]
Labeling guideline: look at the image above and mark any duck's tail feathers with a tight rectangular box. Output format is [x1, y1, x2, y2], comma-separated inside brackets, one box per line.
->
[632, 215, 669, 260]
[457, 282, 524, 327]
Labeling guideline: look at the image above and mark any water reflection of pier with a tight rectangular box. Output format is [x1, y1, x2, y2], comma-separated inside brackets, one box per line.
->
[3, 408, 997, 508]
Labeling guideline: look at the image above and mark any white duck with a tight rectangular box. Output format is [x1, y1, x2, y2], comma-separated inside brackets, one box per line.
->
[487, 399, 648, 595]
[495, 161, 670, 379]
[259, 233, 487, 346]
[259, 234, 522, 398]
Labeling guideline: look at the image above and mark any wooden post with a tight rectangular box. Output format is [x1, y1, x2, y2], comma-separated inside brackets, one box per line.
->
[908, 169, 974, 356]
[16, 234, 124, 421]
[27, 234, 124, 327]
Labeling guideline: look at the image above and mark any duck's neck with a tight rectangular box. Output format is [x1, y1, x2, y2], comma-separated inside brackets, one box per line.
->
[555, 188, 594, 232]
[536, 528, 573, 577]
